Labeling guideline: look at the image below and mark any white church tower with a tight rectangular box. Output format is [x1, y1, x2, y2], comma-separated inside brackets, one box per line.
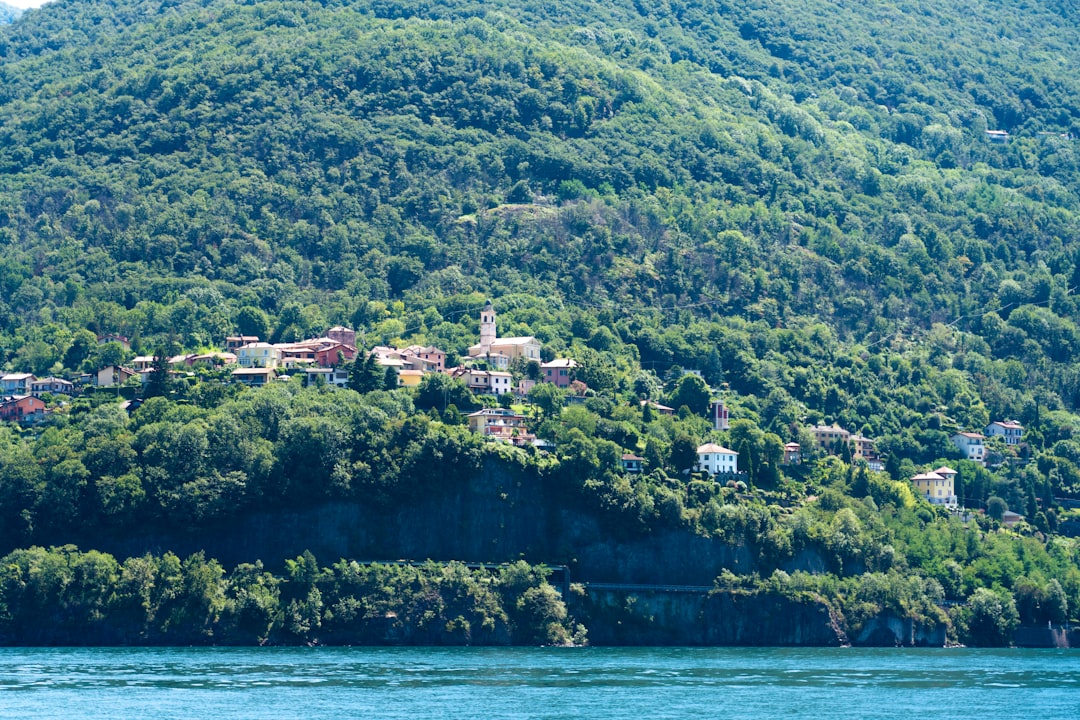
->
[479, 299, 497, 354]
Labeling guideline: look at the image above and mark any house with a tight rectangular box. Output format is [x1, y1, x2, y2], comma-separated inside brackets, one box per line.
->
[277, 343, 318, 367]
[96, 366, 136, 387]
[396, 369, 425, 388]
[120, 398, 143, 414]
[467, 300, 542, 364]
[985, 420, 1023, 446]
[911, 467, 957, 506]
[313, 342, 357, 367]
[850, 434, 884, 470]
[985, 129, 1009, 144]
[541, 358, 578, 388]
[183, 352, 237, 367]
[467, 407, 531, 443]
[449, 367, 512, 395]
[783, 442, 801, 465]
[0, 395, 48, 424]
[951, 432, 986, 465]
[131, 356, 155, 372]
[487, 371, 513, 395]
[231, 367, 276, 386]
[809, 423, 850, 452]
[325, 326, 357, 349]
[237, 343, 282, 369]
[1001, 510, 1024, 528]
[404, 345, 446, 373]
[31, 377, 73, 397]
[225, 335, 260, 352]
[695, 443, 739, 476]
[1, 373, 36, 395]
[303, 367, 350, 388]
[97, 334, 131, 350]
[620, 453, 644, 473]
[640, 400, 674, 416]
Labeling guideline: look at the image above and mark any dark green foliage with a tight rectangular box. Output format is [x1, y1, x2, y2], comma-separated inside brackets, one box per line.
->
[142, 349, 171, 399]
[961, 588, 1021, 647]
[414, 372, 478, 413]
[0, 546, 576, 646]
[348, 354, 383, 394]
[667, 375, 711, 418]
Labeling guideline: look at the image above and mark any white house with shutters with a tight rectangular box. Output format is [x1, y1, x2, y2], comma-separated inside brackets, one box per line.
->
[695, 443, 739, 476]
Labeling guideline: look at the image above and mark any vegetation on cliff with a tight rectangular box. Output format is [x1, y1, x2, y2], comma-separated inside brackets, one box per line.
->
[0, 546, 580, 646]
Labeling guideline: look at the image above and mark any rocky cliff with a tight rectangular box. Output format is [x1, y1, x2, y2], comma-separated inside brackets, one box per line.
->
[572, 588, 950, 647]
[86, 457, 754, 585]
[571, 587, 845, 646]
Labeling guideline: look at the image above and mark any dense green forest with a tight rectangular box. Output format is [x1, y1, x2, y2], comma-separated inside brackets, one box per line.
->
[4, 0, 1080, 644]
[0, 547, 582, 645]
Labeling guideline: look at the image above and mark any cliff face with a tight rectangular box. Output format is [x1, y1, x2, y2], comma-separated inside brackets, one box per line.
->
[853, 614, 947, 647]
[88, 457, 753, 584]
[1012, 626, 1080, 648]
[572, 588, 845, 646]
[572, 588, 950, 647]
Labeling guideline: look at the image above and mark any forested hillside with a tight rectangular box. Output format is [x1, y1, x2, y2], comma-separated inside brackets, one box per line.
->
[3, 0, 1080, 645]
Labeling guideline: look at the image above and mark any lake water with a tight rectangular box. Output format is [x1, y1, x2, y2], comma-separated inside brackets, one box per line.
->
[1, 646, 1078, 719]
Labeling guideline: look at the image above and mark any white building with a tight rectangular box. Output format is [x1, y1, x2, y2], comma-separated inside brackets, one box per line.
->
[30, 377, 73, 396]
[985, 420, 1023, 446]
[467, 300, 541, 363]
[1, 373, 35, 395]
[951, 432, 986, 465]
[695, 443, 739, 476]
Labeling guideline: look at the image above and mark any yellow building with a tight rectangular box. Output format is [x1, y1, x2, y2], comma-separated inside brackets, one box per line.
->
[911, 466, 957, 506]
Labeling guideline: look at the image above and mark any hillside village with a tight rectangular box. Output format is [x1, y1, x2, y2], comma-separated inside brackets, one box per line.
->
[0, 300, 1031, 522]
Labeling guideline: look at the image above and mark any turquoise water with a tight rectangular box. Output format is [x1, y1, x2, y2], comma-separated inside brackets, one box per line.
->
[1, 647, 1078, 719]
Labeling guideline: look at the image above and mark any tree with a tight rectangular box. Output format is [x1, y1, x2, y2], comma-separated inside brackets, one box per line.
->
[986, 496, 1008, 522]
[667, 374, 711, 417]
[143, 348, 172, 399]
[63, 329, 98, 371]
[94, 341, 128, 370]
[349, 353, 383, 394]
[528, 382, 564, 419]
[571, 348, 616, 394]
[235, 306, 271, 340]
[965, 588, 1019, 646]
[670, 434, 699, 474]
[415, 373, 477, 413]
[632, 370, 661, 400]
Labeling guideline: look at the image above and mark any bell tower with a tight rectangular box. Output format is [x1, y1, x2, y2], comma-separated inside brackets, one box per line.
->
[479, 299, 497, 352]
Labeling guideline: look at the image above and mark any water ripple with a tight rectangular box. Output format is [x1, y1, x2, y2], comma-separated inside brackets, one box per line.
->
[0, 647, 1078, 719]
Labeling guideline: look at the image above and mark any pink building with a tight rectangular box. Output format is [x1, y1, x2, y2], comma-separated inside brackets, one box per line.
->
[541, 358, 577, 388]
[314, 343, 357, 367]
[0, 395, 47, 424]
